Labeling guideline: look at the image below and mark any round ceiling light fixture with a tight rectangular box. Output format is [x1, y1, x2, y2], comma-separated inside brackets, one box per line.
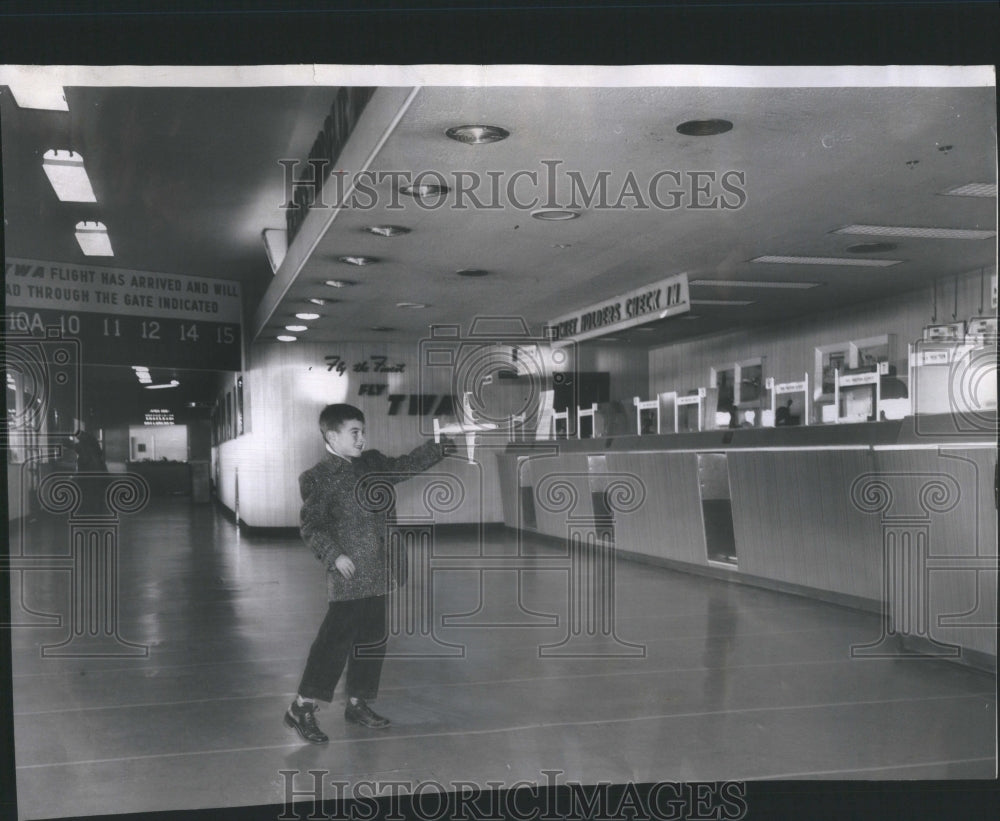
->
[676, 119, 733, 136]
[285, 325, 308, 332]
[399, 183, 450, 199]
[456, 269, 490, 277]
[364, 225, 411, 237]
[295, 312, 320, 320]
[445, 125, 511, 145]
[531, 209, 580, 221]
[337, 255, 378, 266]
[277, 335, 297, 342]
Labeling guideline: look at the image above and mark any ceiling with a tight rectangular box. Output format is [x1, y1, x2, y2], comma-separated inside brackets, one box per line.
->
[2, 76, 997, 419]
[260, 84, 997, 346]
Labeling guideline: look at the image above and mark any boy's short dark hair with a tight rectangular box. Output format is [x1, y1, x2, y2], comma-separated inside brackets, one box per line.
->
[319, 403, 365, 434]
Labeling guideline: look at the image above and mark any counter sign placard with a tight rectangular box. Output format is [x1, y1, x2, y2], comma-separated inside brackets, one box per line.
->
[4, 258, 242, 370]
[546, 272, 690, 343]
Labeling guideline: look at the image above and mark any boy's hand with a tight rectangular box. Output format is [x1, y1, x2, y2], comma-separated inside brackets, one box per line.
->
[439, 434, 457, 456]
[333, 554, 355, 579]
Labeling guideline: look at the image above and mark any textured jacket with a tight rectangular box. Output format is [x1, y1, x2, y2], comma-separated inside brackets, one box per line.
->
[299, 440, 445, 601]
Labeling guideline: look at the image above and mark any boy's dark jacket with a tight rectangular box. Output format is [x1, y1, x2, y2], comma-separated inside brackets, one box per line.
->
[299, 440, 445, 601]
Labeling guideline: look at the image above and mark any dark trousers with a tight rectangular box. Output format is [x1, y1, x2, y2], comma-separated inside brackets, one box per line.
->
[297, 595, 388, 703]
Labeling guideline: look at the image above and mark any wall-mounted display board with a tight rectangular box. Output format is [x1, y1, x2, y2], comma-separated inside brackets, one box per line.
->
[5, 258, 242, 370]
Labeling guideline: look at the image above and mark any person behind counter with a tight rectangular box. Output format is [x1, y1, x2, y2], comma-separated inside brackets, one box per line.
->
[284, 403, 452, 744]
[775, 399, 794, 426]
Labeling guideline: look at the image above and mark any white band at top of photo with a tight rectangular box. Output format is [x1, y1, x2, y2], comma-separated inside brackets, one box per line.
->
[0, 64, 995, 88]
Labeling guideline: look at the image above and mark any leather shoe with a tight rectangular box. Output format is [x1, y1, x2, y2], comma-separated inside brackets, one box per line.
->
[344, 698, 390, 729]
[284, 700, 329, 744]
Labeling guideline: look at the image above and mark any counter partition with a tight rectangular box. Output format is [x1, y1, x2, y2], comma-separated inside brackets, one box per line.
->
[496, 413, 997, 669]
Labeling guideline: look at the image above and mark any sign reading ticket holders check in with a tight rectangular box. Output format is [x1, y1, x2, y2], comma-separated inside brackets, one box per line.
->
[545, 272, 690, 344]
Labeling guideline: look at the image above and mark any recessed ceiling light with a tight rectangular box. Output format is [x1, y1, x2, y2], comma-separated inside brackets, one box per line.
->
[285, 325, 308, 332]
[445, 125, 511, 145]
[531, 209, 580, 221]
[337, 255, 378, 266]
[396, 302, 427, 309]
[846, 242, 898, 253]
[42, 150, 96, 202]
[676, 119, 733, 136]
[751, 255, 901, 267]
[690, 299, 755, 306]
[325, 279, 356, 288]
[690, 278, 821, 289]
[307, 298, 328, 305]
[400, 183, 450, 198]
[364, 225, 411, 237]
[834, 224, 996, 240]
[456, 269, 490, 277]
[75, 221, 113, 256]
[277, 335, 297, 342]
[295, 313, 320, 320]
[941, 183, 997, 198]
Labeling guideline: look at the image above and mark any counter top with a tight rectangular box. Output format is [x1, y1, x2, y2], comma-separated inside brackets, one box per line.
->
[503, 411, 996, 454]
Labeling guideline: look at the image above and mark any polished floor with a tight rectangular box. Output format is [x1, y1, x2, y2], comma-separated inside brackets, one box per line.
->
[7, 497, 997, 818]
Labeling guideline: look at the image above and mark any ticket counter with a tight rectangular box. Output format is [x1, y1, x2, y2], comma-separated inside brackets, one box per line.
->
[497, 413, 997, 668]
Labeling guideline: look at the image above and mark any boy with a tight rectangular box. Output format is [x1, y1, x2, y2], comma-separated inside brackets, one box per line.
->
[285, 403, 450, 743]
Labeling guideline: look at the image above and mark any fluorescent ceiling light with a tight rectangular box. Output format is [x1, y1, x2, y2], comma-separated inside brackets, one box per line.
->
[833, 224, 996, 240]
[75, 221, 113, 256]
[690, 299, 755, 306]
[42, 150, 96, 202]
[751, 255, 901, 267]
[144, 380, 180, 390]
[9, 83, 68, 111]
[941, 183, 997, 198]
[690, 278, 820, 289]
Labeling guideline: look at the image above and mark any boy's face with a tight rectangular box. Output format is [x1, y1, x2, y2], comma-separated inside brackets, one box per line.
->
[324, 418, 366, 459]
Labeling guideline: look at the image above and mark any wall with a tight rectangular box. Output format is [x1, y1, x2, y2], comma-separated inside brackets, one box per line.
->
[128, 424, 189, 462]
[214, 336, 644, 528]
[648, 267, 995, 401]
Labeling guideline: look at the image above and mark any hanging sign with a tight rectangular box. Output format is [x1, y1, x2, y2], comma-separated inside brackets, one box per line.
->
[4, 258, 242, 370]
[545, 272, 690, 343]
